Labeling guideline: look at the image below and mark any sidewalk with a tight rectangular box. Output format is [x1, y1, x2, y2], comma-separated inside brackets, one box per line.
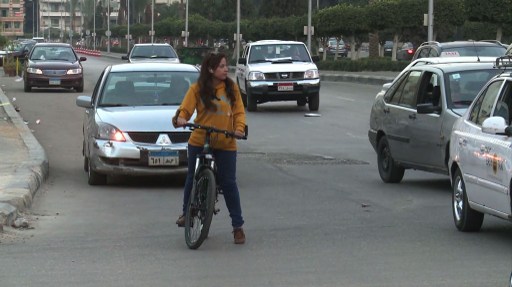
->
[0, 52, 398, 227]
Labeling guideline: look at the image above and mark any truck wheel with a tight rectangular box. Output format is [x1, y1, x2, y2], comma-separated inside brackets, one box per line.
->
[308, 93, 319, 111]
[246, 82, 257, 112]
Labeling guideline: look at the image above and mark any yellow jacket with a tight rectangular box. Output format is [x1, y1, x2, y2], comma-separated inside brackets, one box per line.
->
[177, 81, 246, 151]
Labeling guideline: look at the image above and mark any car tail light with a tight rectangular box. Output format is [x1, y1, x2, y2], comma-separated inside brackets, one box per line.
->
[407, 49, 414, 54]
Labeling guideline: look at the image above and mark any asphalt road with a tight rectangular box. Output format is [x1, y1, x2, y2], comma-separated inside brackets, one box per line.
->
[0, 55, 511, 287]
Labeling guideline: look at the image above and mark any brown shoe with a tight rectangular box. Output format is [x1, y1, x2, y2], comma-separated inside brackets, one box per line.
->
[233, 227, 245, 244]
[176, 214, 185, 227]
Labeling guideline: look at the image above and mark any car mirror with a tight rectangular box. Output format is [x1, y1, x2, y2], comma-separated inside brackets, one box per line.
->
[237, 57, 246, 65]
[122, 55, 129, 60]
[417, 103, 441, 114]
[79, 56, 87, 62]
[482, 116, 510, 135]
[76, 95, 93, 108]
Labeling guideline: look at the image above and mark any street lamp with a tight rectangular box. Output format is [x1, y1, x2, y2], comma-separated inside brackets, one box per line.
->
[150, 0, 154, 43]
[127, 0, 130, 53]
[107, 0, 110, 53]
[93, 0, 96, 50]
[185, 0, 188, 47]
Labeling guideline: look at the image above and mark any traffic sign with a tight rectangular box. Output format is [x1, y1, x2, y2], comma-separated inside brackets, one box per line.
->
[106, 30, 111, 37]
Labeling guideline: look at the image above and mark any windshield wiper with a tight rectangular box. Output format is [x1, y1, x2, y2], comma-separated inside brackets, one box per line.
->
[99, 103, 129, 107]
[250, 59, 268, 63]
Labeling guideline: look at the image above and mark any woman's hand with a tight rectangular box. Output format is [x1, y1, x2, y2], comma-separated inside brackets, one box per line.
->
[172, 115, 187, 128]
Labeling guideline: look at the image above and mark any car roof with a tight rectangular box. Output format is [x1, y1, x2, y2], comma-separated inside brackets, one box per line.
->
[413, 60, 496, 73]
[420, 41, 505, 48]
[34, 43, 72, 47]
[132, 43, 173, 47]
[250, 40, 305, 46]
[109, 62, 199, 73]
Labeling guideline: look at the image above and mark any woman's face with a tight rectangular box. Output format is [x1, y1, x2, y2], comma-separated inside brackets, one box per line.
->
[212, 57, 228, 82]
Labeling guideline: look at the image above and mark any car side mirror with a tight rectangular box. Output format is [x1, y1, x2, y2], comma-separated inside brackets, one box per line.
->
[122, 55, 129, 60]
[237, 57, 246, 65]
[79, 56, 87, 62]
[417, 103, 441, 114]
[482, 116, 511, 135]
[311, 55, 320, 63]
[76, 95, 93, 109]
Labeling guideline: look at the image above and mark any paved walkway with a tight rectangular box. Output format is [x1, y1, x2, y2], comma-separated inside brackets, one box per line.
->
[0, 52, 398, 227]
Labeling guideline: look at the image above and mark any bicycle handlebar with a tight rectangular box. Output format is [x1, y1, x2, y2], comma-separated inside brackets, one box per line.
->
[183, 123, 248, 140]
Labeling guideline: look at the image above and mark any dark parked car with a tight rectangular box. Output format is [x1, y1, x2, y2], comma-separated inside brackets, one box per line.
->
[383, 41, 393, 57]
[9, 40, 36, 62]
[396, 42, 416, 61]
[326, 38, 348, 57]
[412, 41, 506, 61]
[23, 43, 86, 92]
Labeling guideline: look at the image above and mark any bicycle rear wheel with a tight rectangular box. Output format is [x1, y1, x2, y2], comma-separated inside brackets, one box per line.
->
[185, 168, 216, 249]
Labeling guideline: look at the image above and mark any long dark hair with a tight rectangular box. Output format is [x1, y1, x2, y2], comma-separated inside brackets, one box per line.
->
[198, 52, 236, 111]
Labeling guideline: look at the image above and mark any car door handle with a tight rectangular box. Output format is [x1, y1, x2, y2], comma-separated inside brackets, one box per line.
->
[408, 113, 416, 119]
[383, 107, 390, 114]
[458, 138, 467, 146]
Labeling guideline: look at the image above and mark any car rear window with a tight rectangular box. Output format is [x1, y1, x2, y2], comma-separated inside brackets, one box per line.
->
[442, 46, 506, 57]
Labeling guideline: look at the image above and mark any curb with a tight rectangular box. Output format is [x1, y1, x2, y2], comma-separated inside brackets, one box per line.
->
[0, 89, 49, 226]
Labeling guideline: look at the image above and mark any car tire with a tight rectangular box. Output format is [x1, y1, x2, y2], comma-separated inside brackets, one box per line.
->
[24, 81, 31, 92]
[83, 155, 89, 172]
[452, 168, 484, 232]
[246, 82, 257, 112]
[88, 158, 107, 185]
[308, 93, 319, 111]
[75, 81, 84, 93]
[297, 98, 307, 106]
[237, 79, 247, 108]
[377, 136, 404, 183]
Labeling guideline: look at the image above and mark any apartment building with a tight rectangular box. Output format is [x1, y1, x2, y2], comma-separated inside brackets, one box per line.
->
[0, 0, 25, 37]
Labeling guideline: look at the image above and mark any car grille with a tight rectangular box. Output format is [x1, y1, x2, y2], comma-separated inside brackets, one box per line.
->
[43, 70, 67, 76]
[127, 131, 191, 144]
[264, 72, 305, 80]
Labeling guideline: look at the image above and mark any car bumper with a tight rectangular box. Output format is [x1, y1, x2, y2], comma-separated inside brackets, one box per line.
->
[90, 139, 189, 176]
[248, 79, 320, 101]
[25, 73, 83, 88]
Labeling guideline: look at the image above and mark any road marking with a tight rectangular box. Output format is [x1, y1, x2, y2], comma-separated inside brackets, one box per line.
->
[335, 96, 355, 102]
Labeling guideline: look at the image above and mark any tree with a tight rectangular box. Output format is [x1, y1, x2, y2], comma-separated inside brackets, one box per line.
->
[464, 0, 512, 41]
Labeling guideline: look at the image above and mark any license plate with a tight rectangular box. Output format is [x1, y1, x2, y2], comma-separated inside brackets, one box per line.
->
[49, 78, 61, 85]
[148, 150, 179, 166]
[278, 83, 293, 91]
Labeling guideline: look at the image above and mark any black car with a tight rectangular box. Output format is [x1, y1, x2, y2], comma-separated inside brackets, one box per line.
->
[23, 43, 87, 92]
[412, 40, 506, 61]
[9, 40, 36, 61]
[383, 40, 393, 57]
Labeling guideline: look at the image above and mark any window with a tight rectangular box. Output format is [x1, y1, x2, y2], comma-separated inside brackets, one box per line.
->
[1, 9, 7, 17]
[469, 80, 503, 125]
[399, 71, 422, 108]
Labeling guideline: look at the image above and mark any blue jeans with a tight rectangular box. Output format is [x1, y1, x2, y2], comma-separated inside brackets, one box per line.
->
[182, 144, 244, 228]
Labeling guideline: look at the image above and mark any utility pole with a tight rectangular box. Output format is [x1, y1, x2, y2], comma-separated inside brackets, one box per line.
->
[235, 0, 240, 63]
[307, 0, 312, 52]
[428, 0, 434, 41]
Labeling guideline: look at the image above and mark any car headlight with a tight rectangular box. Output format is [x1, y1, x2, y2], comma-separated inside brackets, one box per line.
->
[26, 67, 42, 74]
[248, 71, 265, 81]
[67, 68, 82, 75]
[97, 123, 126, 142]
[304, 69, 319, 79]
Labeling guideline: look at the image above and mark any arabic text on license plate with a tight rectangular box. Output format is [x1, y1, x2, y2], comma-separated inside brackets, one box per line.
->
[148, 150, 179, 166]
[49, 78, 61, 85]
[278, 83, 293, 91]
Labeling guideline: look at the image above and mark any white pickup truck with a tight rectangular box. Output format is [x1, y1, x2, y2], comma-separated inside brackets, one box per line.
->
[235, 40, 321, 112]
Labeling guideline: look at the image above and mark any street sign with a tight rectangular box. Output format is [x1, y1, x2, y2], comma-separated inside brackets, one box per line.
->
[86, 29, 90, 36]
[181, 31, 189, 37]
[92, 32, 96, 37]
[105, 30, 111, 37]
[303, 26, 314, 36]
[149, 30, 155, 36]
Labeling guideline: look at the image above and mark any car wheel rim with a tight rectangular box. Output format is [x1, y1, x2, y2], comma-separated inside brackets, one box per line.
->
[453, 175, 464, 222]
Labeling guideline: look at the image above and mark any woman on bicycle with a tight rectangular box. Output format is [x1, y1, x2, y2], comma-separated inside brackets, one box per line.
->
[173, 52, 247, 244]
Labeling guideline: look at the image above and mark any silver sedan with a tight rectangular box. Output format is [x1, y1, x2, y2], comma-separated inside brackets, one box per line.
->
[76, 62, 198, 185]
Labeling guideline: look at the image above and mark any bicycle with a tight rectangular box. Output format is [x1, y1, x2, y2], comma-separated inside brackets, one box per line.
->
[183, 122, 247, 249]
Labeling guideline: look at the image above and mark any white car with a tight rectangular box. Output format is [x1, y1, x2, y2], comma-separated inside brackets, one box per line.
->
[235, 40, 320, 112]
[449, 56, 512, 231]
[76, 62, 198, 185]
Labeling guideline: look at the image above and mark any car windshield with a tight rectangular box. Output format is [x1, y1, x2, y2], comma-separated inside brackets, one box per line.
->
[249, 44, 310, 63]
[446, 69, 501, 109]
[441, 46, 506, 57]
[30, 46, 76, 61]
[131, 46, 177, 58]
[98, 71, 199, 107]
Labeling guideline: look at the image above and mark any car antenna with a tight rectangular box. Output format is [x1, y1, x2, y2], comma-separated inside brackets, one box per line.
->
[472, 40, 480, 62]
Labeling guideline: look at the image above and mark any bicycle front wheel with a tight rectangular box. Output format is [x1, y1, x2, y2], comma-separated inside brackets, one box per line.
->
[185, 168, 216, 249]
